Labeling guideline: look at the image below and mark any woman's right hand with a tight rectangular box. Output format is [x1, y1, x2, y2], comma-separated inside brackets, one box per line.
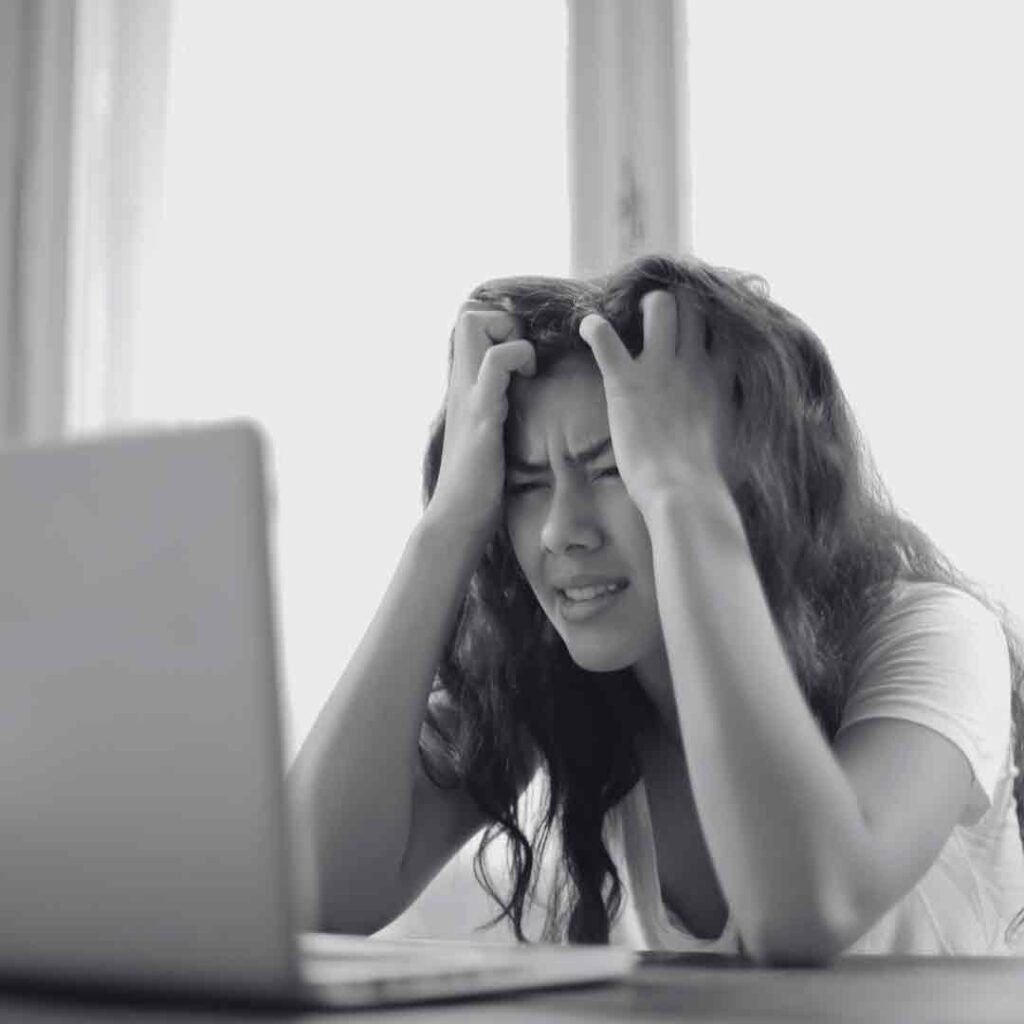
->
[428, 300, 536, 542]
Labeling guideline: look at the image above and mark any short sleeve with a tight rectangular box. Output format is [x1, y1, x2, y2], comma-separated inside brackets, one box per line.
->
[836, 582, 1013, 826]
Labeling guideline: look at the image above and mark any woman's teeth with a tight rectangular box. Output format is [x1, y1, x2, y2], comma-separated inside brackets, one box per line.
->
[561, 581, 626, 602]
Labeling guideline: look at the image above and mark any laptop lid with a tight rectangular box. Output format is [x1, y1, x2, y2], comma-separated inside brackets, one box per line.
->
[0, 421, 299, 1001]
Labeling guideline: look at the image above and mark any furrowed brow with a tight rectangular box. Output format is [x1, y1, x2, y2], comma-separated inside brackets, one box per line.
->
[507, 436, 613, 475]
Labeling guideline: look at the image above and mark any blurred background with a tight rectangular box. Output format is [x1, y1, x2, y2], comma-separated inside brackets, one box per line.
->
[2, 0, 1021, 940]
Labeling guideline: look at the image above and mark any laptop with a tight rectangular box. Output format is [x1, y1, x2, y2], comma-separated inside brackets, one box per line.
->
[0, 419, 635, 1009]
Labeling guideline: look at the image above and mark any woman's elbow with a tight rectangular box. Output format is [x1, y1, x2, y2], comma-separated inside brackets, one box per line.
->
[739, 899, 862, 967]
[742, 926, 844, 967]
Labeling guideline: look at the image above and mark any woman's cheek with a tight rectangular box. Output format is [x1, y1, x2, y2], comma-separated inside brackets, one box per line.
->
[504, 507, 530, 570]
[506, 504, 544, 588]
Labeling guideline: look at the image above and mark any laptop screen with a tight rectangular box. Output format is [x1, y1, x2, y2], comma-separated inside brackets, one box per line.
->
[0, 422, 299, 999]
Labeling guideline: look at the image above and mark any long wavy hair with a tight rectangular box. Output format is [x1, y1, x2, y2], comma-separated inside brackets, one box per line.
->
[416, 252, 1024, 945]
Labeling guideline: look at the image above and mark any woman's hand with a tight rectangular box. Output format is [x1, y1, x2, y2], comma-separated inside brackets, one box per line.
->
[429, 300, 536, 542]
[578, 290, 735, 512]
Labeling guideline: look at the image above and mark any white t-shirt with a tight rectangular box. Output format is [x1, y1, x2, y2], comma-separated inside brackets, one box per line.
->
[606, 581, 1024, 956]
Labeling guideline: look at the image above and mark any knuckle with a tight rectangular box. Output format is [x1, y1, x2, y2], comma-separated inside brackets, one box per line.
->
[457, 310, 487, 333]
[456, 314, 497, 348]
[464, 308, 514, 335]
[457, 299, 500, 321]
[479, 343, 511, 369]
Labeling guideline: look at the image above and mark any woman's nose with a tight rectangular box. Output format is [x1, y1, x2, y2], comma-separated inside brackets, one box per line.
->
[540, 482, 602, 554]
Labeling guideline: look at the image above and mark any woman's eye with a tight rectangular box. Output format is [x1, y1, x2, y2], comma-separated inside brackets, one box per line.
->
[505, 480, 544, 497]
[595, 466, 620, 481]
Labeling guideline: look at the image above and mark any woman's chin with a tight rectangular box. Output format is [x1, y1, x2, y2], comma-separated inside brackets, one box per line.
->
[561, 636, 638, 674]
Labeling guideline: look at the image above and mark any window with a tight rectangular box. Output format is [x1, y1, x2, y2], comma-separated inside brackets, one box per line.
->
[129, 1, 570, 751]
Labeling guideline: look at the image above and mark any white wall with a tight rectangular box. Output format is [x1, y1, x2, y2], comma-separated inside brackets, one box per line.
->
[688, 0, 1024, 629]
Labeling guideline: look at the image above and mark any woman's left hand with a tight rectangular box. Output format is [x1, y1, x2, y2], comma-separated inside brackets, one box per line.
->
[578, 289, 735, 511]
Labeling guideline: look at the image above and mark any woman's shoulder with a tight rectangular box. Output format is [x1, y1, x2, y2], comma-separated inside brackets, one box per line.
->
[841, 578, 1017, 831]
[844, 577, 1012, 720]
[857, 579, 1006, 649]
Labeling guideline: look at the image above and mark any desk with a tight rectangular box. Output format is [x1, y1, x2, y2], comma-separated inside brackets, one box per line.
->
[3, 956, 1024, 1022]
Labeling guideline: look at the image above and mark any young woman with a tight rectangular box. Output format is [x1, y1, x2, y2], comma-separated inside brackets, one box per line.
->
[290, 254, 1024, 963]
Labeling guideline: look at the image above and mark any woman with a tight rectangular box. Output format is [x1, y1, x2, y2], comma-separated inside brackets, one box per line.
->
[291, 253, 1024, 963]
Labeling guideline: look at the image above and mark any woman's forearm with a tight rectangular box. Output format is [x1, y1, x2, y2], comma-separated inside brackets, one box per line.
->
[640, 482, 875, 963]
[288, 510, 487, 933]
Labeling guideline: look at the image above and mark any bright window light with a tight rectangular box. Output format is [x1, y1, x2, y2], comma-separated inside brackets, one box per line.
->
[136, 1, 569, 750]
[689, 0, 1024, 629]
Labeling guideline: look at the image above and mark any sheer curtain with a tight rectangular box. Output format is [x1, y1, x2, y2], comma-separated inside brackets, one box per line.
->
[0, 0, 75, 443]
[65, 0, 173, 435]
[688, 0, 1024, 629]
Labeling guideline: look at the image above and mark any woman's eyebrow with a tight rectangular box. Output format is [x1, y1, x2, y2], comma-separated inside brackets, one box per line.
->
[506, 437, 613, 474]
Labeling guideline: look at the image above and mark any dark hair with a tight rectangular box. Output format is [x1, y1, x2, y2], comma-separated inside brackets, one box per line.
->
[417, 252, 1024, 944]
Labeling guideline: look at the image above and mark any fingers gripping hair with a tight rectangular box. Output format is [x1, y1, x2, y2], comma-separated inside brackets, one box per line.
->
[638, 290, 679, 366]
[452, 307, 523, 387]
[475, 340, 537, 405]
[578, 314, 630, 379]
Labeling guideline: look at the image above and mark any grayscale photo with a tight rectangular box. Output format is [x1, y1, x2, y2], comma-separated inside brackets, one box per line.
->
[1, 1, 1022, 1019]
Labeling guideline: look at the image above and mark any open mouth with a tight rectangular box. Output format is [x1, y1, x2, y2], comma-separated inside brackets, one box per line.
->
[556, 580, 628, 621]
[557, 580, 628, 602]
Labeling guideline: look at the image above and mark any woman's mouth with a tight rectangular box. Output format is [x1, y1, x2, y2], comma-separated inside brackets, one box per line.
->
[556, 580, 628, 622]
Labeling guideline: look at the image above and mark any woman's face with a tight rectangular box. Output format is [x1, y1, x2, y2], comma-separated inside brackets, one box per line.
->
[504, 352, 665, 673]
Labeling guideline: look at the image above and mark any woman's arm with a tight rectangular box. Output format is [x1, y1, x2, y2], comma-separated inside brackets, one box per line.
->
[289, 510, 494, 935]
[577, 291, 976, 964]
[640, 480, 974, 965]
[289, 305, 537, 935]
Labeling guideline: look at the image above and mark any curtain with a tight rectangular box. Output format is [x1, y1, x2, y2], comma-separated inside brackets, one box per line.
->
[0, 0, 75, 442]
[64, 0, 173, 433]
[1, 0, 692, 441]
[0, 0, 173, 442]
